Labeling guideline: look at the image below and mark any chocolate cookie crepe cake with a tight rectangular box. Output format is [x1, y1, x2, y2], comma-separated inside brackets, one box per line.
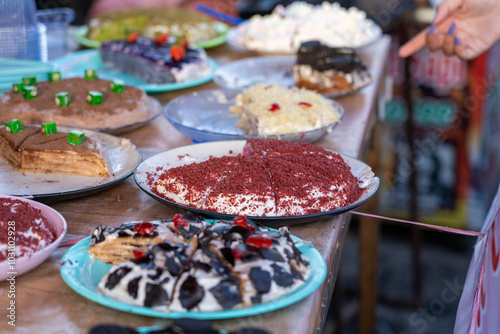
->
[88, 213, 310, 312]
[294, 41, 372, 95]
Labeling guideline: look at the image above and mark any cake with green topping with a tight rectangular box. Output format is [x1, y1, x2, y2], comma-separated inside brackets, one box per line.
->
[0, 77, 158, 130]
[87, 8, 220, 45]
[0, 124, 110, 177]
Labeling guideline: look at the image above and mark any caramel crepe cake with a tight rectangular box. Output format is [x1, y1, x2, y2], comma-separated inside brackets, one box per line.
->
[0, 124, 110, 177]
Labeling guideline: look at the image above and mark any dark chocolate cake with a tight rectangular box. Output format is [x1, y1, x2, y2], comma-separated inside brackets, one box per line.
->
[293, 41, 371, 95]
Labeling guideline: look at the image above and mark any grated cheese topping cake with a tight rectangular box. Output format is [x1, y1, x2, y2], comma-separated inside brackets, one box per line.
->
[229, 83, 342, 136]
[89, 214, 310, 312]
[151, 138, 364, 216]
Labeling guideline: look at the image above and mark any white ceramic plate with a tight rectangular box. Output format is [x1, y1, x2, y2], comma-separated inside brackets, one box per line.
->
[226, 23, 383, 54]
[0, 195, 67, 281]
[134, 140, 379, 225]
[0, 126, 141, 201]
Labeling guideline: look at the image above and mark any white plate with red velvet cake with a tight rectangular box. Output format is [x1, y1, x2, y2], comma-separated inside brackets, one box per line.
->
[0, 125, 140, 201]
[134, 139, 379, 224]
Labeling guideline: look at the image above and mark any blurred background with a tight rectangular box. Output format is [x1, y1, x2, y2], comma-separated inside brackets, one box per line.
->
[4, 0, 500, 332]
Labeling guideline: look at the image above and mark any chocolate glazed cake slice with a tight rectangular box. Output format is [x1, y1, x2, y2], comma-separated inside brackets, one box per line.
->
[294, 40, 372, 95]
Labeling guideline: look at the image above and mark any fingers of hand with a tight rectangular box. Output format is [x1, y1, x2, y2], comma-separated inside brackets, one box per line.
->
[442, 22, 458, 56]
[426, 24, 444, 52]
[434, 0, 463, 23]
[425, 21, 459, 57]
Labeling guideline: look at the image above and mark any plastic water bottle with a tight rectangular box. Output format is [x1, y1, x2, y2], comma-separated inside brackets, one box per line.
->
[36, 8, 75, 60]
[0, 0, 48, 62]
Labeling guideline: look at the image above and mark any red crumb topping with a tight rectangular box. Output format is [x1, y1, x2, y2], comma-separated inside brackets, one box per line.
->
[299, 102, 312, 107]
[0, 198, 56, 261]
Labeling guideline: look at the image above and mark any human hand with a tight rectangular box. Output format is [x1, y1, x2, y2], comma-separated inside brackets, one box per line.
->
[398, 0, 500, 60]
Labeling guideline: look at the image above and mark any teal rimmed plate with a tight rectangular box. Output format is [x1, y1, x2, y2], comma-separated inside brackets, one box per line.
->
[60, 230, 326, 319]
[52, 49, 218, 93]
[74, 22, 229, 49]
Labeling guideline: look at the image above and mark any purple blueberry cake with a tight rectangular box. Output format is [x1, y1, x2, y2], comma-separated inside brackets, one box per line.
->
[100, 35, 211, 84]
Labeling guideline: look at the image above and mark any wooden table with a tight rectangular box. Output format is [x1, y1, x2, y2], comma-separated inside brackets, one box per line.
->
[1, 36, 390, 334]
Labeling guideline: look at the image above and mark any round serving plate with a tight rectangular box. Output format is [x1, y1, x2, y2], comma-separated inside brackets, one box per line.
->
[213, 55, 373, 98]
[74, 22, 230, 49]
[60, 222, 326, 319]
[134, 140, 379, 225]
[52, 49, 218, 94]
[0, 195, 67, 281]
[0, 126, 141, 202]
[163, 88, 344, 143]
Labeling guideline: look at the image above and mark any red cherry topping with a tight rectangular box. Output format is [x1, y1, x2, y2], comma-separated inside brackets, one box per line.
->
[269, 103, 280, 112]
[133, 249, 144, 260]
[246, 234, 272, 249]
[234, 215, 248, 226]
[180, 37, 189, 50]
[170, 45, 185, 61]
[126, 31, 139, 43]
[232, 246, 245, 259]
[134, 222, 154, 235]
[246, 224, 256, 233]
[173, 213, 188, 228]
[299, 102, 312, 107]
[155, 32, 168, 45]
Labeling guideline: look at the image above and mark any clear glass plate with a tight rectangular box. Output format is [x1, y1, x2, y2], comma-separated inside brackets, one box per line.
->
[163, 88, 345, 143]
[213, 55, 372, 98]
